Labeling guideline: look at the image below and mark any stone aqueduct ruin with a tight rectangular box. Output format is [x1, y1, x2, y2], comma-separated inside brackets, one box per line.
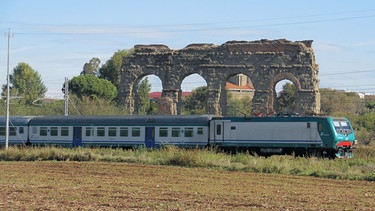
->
[118, 39, 320, 115]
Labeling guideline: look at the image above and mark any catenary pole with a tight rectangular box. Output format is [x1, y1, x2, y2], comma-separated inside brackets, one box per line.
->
[5, 29, 12, 150]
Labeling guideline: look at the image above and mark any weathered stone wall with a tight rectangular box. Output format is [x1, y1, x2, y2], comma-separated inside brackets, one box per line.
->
[119, 39, 320, 115]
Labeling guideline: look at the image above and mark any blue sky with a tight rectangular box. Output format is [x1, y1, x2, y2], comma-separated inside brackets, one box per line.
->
[1, 0, 375, 98]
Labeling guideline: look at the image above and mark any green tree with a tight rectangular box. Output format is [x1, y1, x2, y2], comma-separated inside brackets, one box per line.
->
[99, 49, 134, 89]
[68, 75, 117, 101]
[137, 77, 152, 115]
[320, 88, 363, 115]
[2, 62, 47, 105]
[276, 82, 296, 113]
[182, 86, 208, 114]
[227, 91, 253, 116]
[365, 101, 375, 110]
[81, 57, 101, 76]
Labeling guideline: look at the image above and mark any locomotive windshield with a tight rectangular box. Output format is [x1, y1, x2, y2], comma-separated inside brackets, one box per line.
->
[333, 120, 352, 135]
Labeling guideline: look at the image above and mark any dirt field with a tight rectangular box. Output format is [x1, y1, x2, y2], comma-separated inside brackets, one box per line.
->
[0, 162, 374, 210]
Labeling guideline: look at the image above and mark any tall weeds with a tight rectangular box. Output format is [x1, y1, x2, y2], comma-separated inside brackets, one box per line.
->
[1, 146, 374, 181]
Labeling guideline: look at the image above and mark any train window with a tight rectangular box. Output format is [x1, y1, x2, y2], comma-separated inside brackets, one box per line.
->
[184, 127, 194, 137]
[120, 127, 128, 137]
[40, 127, 48, 136]
[340, 121, 350, 129]
[19, 127, 24, 134]
[159, 127, 168, 137]
[0, 127, 5, 136]
[172, 128, 180, 137]
[307, 122, 311, 128]
[333, 120, 352, 134]
[231, 126, 236, 130]
[61, 127, 69, 136]
[108, 127, 117, 137]
[9, 127, 17, 136]
[97, 127, 105, 137]
[216, 124, 222, 135]
[86, 127, 94, 136]
[51, 127, 58, 136]
[132, 127, 141, 137]
[197, 127, 203, 135]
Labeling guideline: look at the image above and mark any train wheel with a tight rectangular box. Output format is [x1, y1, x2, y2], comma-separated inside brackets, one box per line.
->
[335, 148, 346, 158]
[306, 149, 322, 158]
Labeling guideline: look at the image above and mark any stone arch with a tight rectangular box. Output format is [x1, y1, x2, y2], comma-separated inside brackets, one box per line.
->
[119, 40, 320, 115]
[179, 73, 208, 114]
[132, 74, 163, 114]
[224, 72, 254, 115]
[269, 72, 301, 114]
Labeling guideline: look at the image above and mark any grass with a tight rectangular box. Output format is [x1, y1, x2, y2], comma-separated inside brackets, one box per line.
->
[1, 145, 375, 181]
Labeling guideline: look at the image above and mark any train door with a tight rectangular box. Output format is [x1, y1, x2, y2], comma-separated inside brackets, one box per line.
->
[145, 127, 155, 148]
[212, 120, 231, 144]
[73, 127, 82, 147]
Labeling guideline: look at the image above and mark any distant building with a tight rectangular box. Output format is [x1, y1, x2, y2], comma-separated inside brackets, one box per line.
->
[226, 74, 254, 99]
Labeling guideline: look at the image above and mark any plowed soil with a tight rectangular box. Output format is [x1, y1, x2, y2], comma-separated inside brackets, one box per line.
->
[0, 162, 374, 210]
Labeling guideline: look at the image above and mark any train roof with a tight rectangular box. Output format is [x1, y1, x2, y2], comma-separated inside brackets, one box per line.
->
[211, 116, 349, 122]
[28, 115, 216, 127]
[0, 116, 34, 126]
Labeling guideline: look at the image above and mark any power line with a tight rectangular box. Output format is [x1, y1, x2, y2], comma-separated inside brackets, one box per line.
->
[6, 11, 375, 36]
[320, 69, 375, 76]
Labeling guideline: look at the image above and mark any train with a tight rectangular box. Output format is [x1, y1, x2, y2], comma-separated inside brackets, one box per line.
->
[0, 115, 356, 158]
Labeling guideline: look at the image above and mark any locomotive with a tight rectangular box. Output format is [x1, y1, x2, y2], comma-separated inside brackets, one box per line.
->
[0, 115, 356, 158]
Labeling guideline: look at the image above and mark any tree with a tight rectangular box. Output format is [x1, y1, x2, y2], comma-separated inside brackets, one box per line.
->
[68, 74, 117, 101]
[320, 88, 363, 115]
[182, 86, 208, 114]
[2, 62, 47, 105]
[227, 91, 253, 116]
[276, 82, 296, 113]
[81, 57, 101, 76]
[365, 101, 375, 110]
[99, 49, 134, 89]
[137, 77, 152, 115]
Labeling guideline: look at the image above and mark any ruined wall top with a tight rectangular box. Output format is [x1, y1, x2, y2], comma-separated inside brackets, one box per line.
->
[133, 39, 313, 54]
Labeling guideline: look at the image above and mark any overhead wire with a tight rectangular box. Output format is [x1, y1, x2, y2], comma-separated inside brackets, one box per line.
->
[5, 8, 375, 36]
[2, 8, 375, 95]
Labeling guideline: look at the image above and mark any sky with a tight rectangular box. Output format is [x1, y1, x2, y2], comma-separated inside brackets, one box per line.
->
[1, 0, 375, 99]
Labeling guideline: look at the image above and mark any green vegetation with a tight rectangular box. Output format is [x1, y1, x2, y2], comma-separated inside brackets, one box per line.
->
[182, 86, 208, 114]
[276, 82, 296, 112]
[98, 49, 134, 90]
[81, 57, 101, 76]
[1, 62, 47, 105]
[68, 74, 117, 101]
[227, 93, 253, 116]
[1, 146, 374, 181]
[137, 77, 154, 115]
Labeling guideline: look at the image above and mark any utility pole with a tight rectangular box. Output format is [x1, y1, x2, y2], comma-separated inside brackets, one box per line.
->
[5, 29, 13, 150]
[64, 77, 69, 116]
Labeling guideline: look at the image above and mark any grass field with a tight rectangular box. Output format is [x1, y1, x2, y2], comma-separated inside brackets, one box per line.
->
[1, 146, 375, 181]
[1, 162, 375, 210]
